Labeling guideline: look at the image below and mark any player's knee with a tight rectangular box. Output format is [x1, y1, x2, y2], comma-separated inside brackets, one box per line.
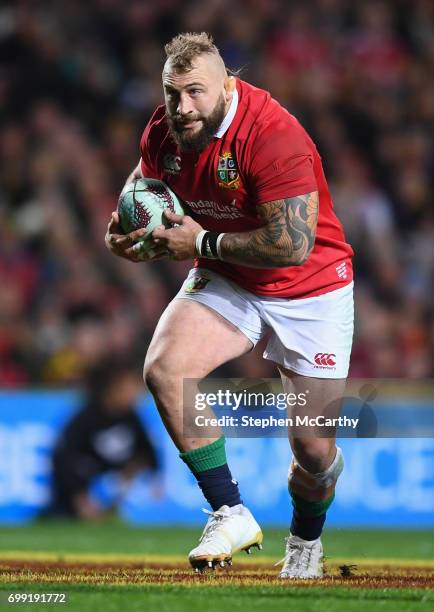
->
[288, 445, 344, 496]
[143, 358, 167, 397]
[291, 438, 336, 474]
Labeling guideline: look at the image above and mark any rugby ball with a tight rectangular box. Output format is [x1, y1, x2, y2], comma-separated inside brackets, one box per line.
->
[117, 178, 185, 251]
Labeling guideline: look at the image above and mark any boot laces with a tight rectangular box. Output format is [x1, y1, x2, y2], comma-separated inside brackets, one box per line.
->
[199, 508, 232, 544]
[274, 537, 313, 570]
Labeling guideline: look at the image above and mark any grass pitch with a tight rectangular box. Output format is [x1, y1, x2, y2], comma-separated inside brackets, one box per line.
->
[0, 521, 432, 611]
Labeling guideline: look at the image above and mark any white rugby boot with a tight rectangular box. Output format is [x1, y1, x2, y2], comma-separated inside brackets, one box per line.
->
[188, 504, 263, 571]
[275, 534, 324, 579]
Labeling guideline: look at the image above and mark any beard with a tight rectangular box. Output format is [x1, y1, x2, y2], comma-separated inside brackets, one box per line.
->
[167, 94, 227, 152]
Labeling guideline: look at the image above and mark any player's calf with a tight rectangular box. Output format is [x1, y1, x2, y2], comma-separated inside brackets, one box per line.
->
[289, 445, 344, 540]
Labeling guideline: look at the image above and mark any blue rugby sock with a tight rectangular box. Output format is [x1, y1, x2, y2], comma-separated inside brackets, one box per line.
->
[290, 507, 327, 541]
[290, 493, 334, 541]
[179, 438, 242, 511]
[194, 464, 242, 511]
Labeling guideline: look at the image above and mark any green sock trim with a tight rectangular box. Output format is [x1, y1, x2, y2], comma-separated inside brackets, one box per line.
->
[290, 491, 335, 517]
[179, 437, 227, 473]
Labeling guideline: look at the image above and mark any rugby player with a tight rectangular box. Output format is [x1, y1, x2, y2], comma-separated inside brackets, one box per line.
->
[105, 32, 354, 578]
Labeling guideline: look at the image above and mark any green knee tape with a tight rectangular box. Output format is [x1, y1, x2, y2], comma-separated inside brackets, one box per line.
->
[290, 491, 335, 517]
[179, 436, 227, 473]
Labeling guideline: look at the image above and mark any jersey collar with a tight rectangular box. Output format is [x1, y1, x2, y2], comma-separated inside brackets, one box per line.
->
[215, 86, 239, 139]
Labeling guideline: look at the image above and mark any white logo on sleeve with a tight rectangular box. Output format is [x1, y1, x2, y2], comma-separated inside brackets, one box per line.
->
[336, 262, 347, 279]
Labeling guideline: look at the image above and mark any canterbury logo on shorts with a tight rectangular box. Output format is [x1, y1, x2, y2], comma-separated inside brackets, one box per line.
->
[314, 353, 337, 368]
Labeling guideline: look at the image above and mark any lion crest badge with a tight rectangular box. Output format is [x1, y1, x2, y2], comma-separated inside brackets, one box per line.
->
[217, 152, 240, 189]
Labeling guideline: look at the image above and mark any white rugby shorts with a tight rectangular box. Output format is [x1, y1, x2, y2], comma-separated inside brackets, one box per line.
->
[176, 268, 354, 379]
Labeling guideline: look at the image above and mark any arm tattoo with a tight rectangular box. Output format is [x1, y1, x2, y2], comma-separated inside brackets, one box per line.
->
[220, 192, 319, 268]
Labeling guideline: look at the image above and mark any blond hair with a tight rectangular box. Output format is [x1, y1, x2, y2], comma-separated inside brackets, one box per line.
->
[164, 32, 221, 71]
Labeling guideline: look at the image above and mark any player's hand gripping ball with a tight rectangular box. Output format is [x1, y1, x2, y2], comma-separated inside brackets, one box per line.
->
[117, 178, 185, 259]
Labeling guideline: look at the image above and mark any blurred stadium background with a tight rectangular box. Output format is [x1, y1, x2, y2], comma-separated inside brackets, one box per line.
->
[0, 0, 433, 531]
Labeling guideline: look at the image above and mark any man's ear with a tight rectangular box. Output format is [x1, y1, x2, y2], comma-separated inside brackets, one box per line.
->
[224, 75, 236, 101]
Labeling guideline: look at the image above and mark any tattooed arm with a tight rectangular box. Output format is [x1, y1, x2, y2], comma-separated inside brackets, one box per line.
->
[219, 192, 319, 268]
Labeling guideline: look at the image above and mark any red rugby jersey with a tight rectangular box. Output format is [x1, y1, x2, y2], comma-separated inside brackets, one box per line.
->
[140, 79, 353, 298]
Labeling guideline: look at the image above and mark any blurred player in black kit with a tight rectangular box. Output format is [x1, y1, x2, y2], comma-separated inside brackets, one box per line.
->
[51, 359, 160, 520]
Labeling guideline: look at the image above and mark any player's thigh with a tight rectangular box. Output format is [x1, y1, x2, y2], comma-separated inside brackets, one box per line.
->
[279, 368, 347, 418]
[145, 297, 253, 380]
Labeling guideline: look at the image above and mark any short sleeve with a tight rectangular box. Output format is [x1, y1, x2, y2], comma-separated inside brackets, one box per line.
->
[249, 120, 318, 204]
[139, 106, 167, 180]
[140, 123, 158, 178]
